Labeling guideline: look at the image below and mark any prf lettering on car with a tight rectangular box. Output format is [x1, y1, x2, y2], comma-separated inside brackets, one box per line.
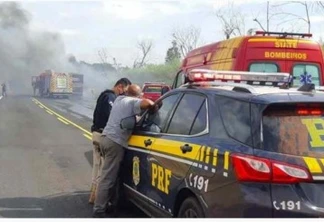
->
[302, 118, 324, 148]
[151, 163, 171, 194]
[179, 31, 324, 86]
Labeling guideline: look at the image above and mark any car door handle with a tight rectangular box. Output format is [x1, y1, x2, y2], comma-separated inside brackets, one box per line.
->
[180, 144, 192, 154]
[144, 139, 152, 147]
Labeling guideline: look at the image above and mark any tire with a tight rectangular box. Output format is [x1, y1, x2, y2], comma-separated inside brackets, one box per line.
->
[177, 197, 205, 218]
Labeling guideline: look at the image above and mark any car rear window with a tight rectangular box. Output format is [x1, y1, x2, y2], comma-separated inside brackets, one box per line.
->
[249, 63, 279, 73]
[292, 64, 320, 86]
[143, 86, 162, 93]
[262, 104, 324, 157]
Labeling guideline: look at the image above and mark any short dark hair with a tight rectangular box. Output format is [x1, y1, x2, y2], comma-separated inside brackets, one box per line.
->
[114, 78, 132, 87]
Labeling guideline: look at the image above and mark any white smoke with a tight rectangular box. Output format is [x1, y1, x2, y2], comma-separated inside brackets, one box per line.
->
[0, 2, 77, 94]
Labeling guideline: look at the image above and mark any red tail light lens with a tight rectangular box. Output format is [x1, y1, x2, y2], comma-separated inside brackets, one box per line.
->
[232, 155, 271, 182]
[231, 154, 312, 184]
[272, 162, 312, 183]
[297, 108, 323, 116]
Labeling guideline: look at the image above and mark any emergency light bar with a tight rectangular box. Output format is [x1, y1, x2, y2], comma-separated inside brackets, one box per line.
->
[255, 31, 312, 38]
[187, 69, 291, 87]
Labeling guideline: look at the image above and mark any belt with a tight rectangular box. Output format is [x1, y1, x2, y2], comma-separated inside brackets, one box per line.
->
[101, 135, 106, 137]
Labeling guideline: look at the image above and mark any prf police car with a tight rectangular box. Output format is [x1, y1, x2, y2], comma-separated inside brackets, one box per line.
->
[119, 69, 324, 218]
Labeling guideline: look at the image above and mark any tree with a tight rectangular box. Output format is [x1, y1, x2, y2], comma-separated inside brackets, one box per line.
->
[215, 2, 245, 39]
[253, 1, 315, 34]
[171, 25, 201, 58]
[271, 1, 312, 33]
[97, 48, 109, 65]
[133, 39, 153, 68]
[165, 40, 181, 64]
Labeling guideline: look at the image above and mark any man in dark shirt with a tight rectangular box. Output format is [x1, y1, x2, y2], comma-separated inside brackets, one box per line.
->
[89, 77, 132, 204]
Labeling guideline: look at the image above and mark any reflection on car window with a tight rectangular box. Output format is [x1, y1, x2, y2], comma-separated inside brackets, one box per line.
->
[141, 93, 181, 133]
[190, 100, 207, 135]
[167, 94, 205, 135]
[217, 96, 252, 146]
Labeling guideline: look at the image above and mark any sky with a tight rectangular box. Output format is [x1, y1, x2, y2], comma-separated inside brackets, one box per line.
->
[16, 0, 324, 67]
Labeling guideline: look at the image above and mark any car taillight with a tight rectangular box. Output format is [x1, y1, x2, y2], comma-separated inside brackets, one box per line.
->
[231, 154, 312, 184]
[232, 155, 271, 182]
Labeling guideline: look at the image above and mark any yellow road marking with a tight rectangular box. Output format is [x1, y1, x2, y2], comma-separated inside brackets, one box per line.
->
[38, 105, 44, 109]
[83, 134, 92, 141]
[33, 98, 92, 136]
[224, 151, 229, 170]
[303, 157, 323, 173]
[57, 117, 69, 125]
[46, 110, 53, 115]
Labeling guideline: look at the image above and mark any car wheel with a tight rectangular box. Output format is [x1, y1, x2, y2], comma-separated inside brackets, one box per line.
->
[177, 197, 204, 218]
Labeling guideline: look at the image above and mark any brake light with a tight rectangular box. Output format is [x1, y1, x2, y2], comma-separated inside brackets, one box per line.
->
[232, 155, 271, 182]
[297, 108, 323, 116]
[231, 154, 312, 184]
[272, 163, 310, 183]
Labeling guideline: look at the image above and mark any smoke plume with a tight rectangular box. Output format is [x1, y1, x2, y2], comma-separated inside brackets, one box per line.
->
[0, 2, 73, 94]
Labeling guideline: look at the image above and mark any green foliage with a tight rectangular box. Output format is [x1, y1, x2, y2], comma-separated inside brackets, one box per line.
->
[165, 40, 181, 64]
[121, 59, 181, 85]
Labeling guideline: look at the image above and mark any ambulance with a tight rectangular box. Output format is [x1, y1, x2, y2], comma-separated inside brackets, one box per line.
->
[179, 31, 324, 87]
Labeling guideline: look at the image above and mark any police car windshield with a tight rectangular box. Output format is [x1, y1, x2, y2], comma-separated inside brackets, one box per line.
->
[262, 104, 324, 158]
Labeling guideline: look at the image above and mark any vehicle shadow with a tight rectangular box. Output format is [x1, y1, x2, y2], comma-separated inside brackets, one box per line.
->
[0, 191, 147, 218]
[0, 191, 92, 218]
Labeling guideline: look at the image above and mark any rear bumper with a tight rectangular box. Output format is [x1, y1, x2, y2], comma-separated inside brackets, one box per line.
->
[50, 93, 72, 96]
[271, 184, 324, 218]
[205, 183, 324, 217]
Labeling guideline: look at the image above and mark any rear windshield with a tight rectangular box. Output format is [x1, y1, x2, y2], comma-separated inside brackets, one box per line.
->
[143, 86, 162, 93]
[262, 104, 324, 157]
[249, 63, 279, 73]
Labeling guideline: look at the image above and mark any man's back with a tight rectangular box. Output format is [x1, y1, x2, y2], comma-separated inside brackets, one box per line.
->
[102, 95, 141, 148]
[92, 90, 116, 132]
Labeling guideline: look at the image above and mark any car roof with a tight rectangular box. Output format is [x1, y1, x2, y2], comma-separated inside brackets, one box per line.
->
[176, 83, 324, 104]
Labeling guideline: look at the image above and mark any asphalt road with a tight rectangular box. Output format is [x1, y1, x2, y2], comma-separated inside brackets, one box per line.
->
[0, 95, 146, 218]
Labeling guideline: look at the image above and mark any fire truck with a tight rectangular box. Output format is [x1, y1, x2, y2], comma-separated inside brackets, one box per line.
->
[179, 31, 324, 87]
[31, 70, 73, 98]
[70, 73, 84, 97]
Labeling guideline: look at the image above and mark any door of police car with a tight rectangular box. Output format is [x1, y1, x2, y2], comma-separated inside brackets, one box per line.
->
[143, 91, 208, 216]
[123, 92, 183, 215]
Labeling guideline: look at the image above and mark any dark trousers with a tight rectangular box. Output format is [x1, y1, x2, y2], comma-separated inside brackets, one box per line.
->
[93, 136, 124, 213]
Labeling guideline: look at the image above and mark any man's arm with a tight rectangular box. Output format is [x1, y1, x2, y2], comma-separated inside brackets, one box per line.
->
[140, 98, 154, 110]
[104, 93, 115, 117]
[132, 98, 154, 115]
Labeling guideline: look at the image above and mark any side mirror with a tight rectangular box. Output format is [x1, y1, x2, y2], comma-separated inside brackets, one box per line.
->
[120, 115, 136, 130]
[161, 86, 170, 95]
